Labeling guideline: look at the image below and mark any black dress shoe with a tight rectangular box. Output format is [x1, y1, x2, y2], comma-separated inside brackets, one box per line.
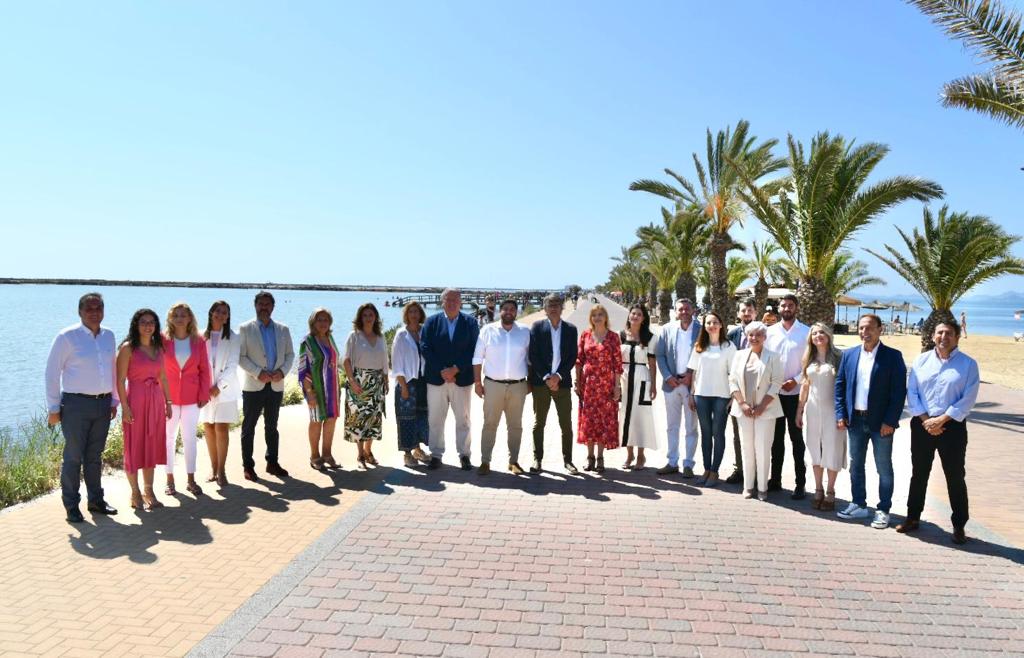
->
[87, 501, 118, 515]
[724, 470, 743, 485]
[895, 519, 920, 534]
[767, 481, 782, 492]
[459, 455, 473, 471]
[565, 462, 579, 475]
[66, 507, 85, 523]
[266, 462, 289, 478]
[428, 457, 442, 470]
[529, 459, 542, 473]
[243, 468, 258, 481]
[790, 487, 806, 501]
[952, 527, 968, 545]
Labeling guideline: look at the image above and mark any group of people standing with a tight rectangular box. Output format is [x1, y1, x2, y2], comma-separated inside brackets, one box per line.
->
[46, 289, 980, 545]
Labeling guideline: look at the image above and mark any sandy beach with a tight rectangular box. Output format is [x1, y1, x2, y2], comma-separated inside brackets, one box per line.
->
[834, 333, 1023, 391]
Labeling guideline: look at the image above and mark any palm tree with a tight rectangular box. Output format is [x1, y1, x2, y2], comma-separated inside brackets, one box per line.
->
[823, 250, 885, 297]
[727, 255, 756, 302]
[608, 247, 648, 304]
[748, 239, 788, 315]
[735, 132, 944, 327]
[630, 120, 785, 317]
[909, 0, 1024, 129]
[866, 204, 1024, 350]
[629, 225, 683, 323]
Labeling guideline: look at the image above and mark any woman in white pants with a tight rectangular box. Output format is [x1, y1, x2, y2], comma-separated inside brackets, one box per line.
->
[163, 302, 211, 496]
[201, 301, 240, 488]
[728, 321, 783, 501]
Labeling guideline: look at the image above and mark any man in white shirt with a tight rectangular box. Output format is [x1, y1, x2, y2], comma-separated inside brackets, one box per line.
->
[44, 293, 120, 523]
[654, 298, 701, 477]
[764, 294, 810, 499]
[473, 299, 531, 475]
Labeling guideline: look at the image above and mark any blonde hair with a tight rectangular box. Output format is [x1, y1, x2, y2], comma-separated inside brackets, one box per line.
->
[801, 321, 841, 377]
[402, 301, 426, 326]
[588, 304, 609, 330]
[307, 307, 334, 334]
[165, 302, 199, 338]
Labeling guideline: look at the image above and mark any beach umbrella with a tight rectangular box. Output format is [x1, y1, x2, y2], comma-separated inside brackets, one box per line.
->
[835, 294, 861, 324]
[890, 301, 923, 324]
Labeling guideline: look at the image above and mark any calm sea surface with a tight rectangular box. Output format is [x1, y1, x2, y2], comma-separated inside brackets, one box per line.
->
[1, 284, 1022, 432]
[0, 284, 411, 432]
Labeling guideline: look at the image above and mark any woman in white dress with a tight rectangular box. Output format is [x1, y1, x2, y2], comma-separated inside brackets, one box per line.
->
[201, 301, 240, 488]
[619, 305, 658, 470]
[687, 311, 737, 487]
[728, 321, 784, 501]
[796, 322, 846, 511]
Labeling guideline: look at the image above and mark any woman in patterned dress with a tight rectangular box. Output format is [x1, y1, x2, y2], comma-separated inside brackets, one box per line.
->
[299, 307, 342, 471]
[575, 305, 622, 473]
[391, 302, 430, 467]
[342, 303, 389, 469]
[619, 304, 658, 471]
[115, 309, 172, 511]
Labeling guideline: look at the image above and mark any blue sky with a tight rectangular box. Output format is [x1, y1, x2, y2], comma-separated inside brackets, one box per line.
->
[1, 1, 1021, 296]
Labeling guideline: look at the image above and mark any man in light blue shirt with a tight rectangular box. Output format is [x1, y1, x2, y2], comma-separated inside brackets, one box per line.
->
[896, 320, 980, 545]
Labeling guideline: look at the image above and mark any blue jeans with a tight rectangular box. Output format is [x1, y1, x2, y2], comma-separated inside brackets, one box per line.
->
[695, 396, 730, 472]
[847, 414, 894, 512]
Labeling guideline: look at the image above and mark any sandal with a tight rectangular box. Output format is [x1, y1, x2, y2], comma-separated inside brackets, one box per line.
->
[143, 489, 164, 510]
[186, 482, 203, 496]
[635, 456, 646, 470]
[812, 489, 825, 510]
[623, 455, 634, 470]
[821, 490, 836, 512]
[595, 457, 605, 473]
[164, 484, 177, 496]
[365, 453, 378, 466]
[357, 456, 368, 470]
[322, 455, 338, 469]
[217, 474, 228, 488]
[130, 493, 144, 510]
[310, 457, 325, 471]
[584, 456, 596, 472]
[205, 473, 218, 483]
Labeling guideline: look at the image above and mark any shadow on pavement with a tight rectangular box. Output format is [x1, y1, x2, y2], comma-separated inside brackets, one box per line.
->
[968, 401, 1024, 432]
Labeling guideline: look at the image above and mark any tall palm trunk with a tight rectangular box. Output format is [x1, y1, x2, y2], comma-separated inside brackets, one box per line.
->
[675, 271, 697, 305]
[648, 275, 658, 312]
[709, 232, 731, 315]
[657, 289, 672, 324]
[920, 307, 956, 352]
[796, 277, 834, 328]
[753, 278, 769, 316]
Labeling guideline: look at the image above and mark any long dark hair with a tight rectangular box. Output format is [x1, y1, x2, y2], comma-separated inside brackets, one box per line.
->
[124, 308, 164, 351]
[204, 300, 232, 339]
[353, 302, 382, 336]
[622, 304, 654, 346]
[694, 310, 725, 353]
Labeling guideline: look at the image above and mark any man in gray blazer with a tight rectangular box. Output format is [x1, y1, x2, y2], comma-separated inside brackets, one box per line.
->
[654, 298, 701, 477]
[238, 291, 295, 481]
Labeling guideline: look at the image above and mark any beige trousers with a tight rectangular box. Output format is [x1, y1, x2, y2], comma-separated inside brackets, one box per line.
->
[427, 382, 473, 459]
[480, 379, 529, 464]
[736, 415, 776, 493]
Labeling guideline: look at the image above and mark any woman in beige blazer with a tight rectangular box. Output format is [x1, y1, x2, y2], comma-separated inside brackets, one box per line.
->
[729, 321, 784, 501]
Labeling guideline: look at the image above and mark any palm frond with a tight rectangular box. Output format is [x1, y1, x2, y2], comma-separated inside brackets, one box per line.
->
[942, 74, 1024, 128]
[908, 0, 1024, 81]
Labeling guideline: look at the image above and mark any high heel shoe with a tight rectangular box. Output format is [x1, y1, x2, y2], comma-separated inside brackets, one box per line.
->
[634, 456, 646, 471]
[584, 456, 596, 472]
[310, 457, 325, 471]
[322, 455, 338, 469]
[821, 490, 836, 511]
[595, 457, 605, 473]
[365, 453, 378, 466]
[130, 493, 144, 510]
[623, 455, 634, 470]
[812, 488, 825, 510]
[143, 488, 164, 510]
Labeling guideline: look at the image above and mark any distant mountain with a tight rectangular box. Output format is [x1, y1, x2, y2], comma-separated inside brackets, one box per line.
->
[971, 290, 1024, 304]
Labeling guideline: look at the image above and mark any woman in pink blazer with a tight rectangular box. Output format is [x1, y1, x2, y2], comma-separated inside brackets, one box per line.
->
[163, 302, 211, 496]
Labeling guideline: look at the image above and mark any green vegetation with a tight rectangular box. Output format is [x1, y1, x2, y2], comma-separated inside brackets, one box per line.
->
[867, 205, 1024, 349]
[283, 374, 305, 406]
[0, 416, 62, 509]
[910, 0, 1024, 130]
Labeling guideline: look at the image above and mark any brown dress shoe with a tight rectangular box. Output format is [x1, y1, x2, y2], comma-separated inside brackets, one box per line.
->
[952, 527, 968, 544]
[895, 519, 920, 533]
[508, 463, 525, 475]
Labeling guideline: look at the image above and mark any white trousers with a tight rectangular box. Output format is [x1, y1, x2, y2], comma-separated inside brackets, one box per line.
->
[664, 385, 698, 468]
[427, 383, 473, 459]
[165, 403, 200, 475]
[736, 415, 775, 493]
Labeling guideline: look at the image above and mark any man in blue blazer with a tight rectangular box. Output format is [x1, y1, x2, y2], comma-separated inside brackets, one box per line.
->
[653, 298, 702, 477]
[528, 294, 579, 474]
[834, 313, 907, 529]
[421, 289, 480, 470]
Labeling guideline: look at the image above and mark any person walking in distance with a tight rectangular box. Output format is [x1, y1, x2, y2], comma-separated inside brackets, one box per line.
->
[528, 294, 580, 475]
[764, 294, 810, 498]
[237, 291, 295, 481]
[653, 298, 701, 477]
[835, 314, 907, 529]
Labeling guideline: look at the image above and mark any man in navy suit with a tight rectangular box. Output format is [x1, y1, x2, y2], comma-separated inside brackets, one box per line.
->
[835, 314, 907, 529]
[528, 294, 579, 474]
[421, 288, 480, 470]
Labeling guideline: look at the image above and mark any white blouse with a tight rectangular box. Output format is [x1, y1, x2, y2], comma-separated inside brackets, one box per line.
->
[687, 342, 737, 399]
[390, 326, 423, 382]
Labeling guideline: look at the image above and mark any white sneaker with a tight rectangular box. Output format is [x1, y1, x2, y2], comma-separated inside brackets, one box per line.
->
[838, 503, 871, 520]
[871, 510, 890, 529]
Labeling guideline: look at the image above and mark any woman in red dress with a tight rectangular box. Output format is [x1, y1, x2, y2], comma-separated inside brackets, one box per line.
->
[575, 305, 622, 473]
[116, 309, 173, 511]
